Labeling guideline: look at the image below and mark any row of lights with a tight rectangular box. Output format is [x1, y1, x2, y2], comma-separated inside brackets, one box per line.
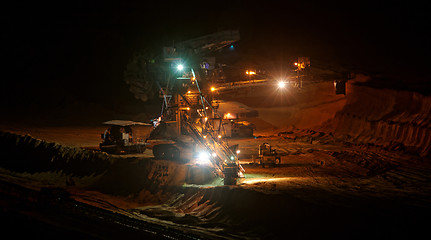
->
[178, 64, 287, 95]
[175, 62, 240, 165]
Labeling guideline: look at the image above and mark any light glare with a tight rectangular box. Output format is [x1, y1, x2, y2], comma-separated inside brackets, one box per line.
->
[197, 152, 211, 165]
[278, 81, 286, 88]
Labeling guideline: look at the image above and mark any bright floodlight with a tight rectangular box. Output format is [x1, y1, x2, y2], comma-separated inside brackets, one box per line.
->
[177, 64, 184, 71]
[197, 151, 211, 165]
[278, 81, 286, 88]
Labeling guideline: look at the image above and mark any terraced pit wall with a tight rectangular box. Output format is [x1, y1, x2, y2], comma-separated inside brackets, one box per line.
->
[325, 79, 431, 157]
[244, 76, 431, 157]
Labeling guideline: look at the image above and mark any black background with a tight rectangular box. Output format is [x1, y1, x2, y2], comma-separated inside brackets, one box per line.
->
[1, 0, 430, 120]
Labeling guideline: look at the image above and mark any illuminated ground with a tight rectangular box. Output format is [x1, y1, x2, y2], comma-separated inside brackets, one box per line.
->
[1, 78, 430, 239]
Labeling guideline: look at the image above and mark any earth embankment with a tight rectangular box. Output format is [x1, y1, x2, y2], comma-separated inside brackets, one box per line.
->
[325, 79, 431, 157]
[232, 76, 431, 157]
[0, 132, 214, 197]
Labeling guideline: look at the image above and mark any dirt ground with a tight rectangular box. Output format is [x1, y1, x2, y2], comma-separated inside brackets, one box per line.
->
[1, 79, 430, 239]
[2, 122, 430, 239]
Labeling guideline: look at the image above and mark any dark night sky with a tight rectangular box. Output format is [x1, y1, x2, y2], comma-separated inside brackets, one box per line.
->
[1, 0, 430, 118]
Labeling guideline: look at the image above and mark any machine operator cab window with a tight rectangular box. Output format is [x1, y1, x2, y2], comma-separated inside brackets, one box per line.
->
[102, 125, 133, 146]
[119, 126, 133, 145]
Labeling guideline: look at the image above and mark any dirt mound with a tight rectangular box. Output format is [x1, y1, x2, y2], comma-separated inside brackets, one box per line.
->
[248, 75, 431, 157]
[325, 80, 431, 157]
[0, 131, 111, 177]
[0, 132, 216, 197]
[133, 184, 429, 239]
[136, 186, 321, 238]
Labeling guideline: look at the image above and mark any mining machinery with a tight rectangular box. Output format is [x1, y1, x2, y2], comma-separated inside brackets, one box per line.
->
[124, 30, 240, 102]
[99, 120, 150, 154]
[147, 68, 245, 185]
[129, 31, 244, 185]
[257, 143, 281, 168]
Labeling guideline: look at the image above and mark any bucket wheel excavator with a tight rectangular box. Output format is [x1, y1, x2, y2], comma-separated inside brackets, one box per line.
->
[125, 31, 244, 185]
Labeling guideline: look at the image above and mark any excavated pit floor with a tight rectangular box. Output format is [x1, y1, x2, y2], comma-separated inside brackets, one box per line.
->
[1, 79, 431, 239]
[1, 129, 430, 239]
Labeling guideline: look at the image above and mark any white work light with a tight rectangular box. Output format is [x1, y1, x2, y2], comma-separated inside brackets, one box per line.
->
[278, 81, 286, 89]
[197, 151, 211, 165]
